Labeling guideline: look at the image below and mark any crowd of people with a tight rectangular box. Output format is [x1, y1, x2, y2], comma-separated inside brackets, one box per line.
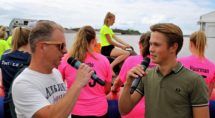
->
[0, 12, 215, 118]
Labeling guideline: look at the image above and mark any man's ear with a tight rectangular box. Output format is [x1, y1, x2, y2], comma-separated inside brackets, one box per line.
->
[170, 43, 178, 54]
[36, 42, 45, 52]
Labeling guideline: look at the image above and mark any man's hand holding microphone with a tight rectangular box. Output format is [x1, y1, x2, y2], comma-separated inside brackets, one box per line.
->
[125, 57, 150, 94]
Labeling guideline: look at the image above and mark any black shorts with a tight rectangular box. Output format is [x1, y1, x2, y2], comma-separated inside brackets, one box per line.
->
[72, 113, 108, 118]
[101, 45, 114, 56]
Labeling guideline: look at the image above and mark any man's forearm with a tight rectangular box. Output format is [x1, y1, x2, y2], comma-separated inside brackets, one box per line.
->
[118, 82, 134, 115]
[33, 83, 83, 118]
[50, 83, 83, 118]
[193, 106, 209, 118]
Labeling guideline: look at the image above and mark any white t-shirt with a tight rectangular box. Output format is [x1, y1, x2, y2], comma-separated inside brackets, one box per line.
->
[12, 68, 69, 118]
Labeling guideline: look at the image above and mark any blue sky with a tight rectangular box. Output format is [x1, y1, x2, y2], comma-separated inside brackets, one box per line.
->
[0, 0, 215, 34]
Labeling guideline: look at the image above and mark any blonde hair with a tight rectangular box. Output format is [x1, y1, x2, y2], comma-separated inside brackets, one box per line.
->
[190, 31, 207, 57]
[0, 26, 6, 39]
[104, 12, 115, 25]
[69, 25, 96, 62]
[10, 27, 30, 52]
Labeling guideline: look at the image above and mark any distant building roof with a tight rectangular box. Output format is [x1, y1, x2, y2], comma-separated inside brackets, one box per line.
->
[8, 18, 37, 35]
[9, 18, 37, 30]
[198, 11, 215, 38]
[199, 11, 215, 23]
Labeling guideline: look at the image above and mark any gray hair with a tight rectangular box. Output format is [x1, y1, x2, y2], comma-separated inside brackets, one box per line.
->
[29, 20, 64, 52]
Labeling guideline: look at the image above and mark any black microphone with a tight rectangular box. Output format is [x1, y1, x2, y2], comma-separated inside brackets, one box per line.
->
[130, 57, 150, 94]
[67, 57, 105, 86]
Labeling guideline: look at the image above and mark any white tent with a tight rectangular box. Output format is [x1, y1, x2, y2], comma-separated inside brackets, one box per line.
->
[198, 11, 215, 37]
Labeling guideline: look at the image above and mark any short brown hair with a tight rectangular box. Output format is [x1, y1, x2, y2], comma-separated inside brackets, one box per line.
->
[150, 23, 183, 55]
[29, 20, 64, 53]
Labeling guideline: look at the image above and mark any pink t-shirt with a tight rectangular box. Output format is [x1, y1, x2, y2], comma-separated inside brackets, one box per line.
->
[58, 52, 112, 116]
[178, 55, 215, 99]
[118, 55, 156, 118]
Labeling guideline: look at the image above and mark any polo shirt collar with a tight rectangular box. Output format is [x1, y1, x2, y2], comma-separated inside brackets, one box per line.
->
[155, 62, 183, 74]
[172, 62, 183, 73]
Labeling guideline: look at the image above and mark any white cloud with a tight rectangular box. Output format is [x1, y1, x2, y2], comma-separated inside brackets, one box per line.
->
[0, 0, 214, 34]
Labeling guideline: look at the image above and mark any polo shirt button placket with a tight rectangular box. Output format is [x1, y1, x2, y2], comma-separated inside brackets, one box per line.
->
[160, 77, 164, 88]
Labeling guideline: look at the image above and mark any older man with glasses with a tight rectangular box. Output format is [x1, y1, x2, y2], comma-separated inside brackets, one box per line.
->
[12, 20, 94, 118]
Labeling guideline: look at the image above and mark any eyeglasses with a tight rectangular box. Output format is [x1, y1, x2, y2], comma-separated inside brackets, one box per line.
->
[42, 41, 66, 51]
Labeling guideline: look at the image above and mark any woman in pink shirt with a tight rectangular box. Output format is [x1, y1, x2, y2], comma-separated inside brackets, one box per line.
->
[111, 32, 156, 118]
[178, 31, 215, 99]
[58, 26, 112, 118]
[178, 31, 215, 117]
